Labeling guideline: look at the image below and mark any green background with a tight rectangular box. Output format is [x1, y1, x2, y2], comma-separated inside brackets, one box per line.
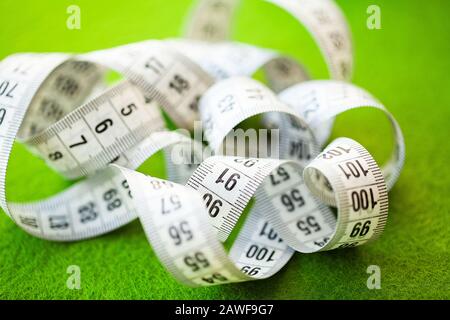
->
[0, 0, 449, 299]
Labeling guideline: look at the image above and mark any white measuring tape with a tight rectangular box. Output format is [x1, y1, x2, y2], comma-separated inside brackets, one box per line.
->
[0, 0, 404, 287]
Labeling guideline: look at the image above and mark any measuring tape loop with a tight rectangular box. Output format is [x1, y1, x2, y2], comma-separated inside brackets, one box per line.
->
[0, 53, 72, 217]
[8, 130, 203, 241]
[278, 80, 405, 193]
[116, 134, 386, 287]
[199, 77, 318, 169]
[0, 0, 405, 288]
[185, 0, 353, 81]
[184, 0, 354, 147]
[26, 79, 165, 179]
[80, 40, 215, 130]
[167, 39, 310, 93]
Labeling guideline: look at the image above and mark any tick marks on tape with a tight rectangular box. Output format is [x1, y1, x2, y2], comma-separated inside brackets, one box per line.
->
[1, 0, 403, 287]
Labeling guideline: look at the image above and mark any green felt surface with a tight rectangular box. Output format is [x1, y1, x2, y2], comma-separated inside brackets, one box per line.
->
[0, 0, 449, 299]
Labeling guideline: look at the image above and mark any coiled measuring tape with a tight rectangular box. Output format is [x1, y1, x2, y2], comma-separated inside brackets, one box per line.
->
[0, 0, 405, 287]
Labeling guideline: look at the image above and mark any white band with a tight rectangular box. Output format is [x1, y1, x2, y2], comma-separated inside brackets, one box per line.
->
[0, 0, 404, 288]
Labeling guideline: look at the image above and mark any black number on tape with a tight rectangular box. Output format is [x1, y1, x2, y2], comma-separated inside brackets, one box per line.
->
[280, 188, 305, 212]
[169, 74, 189, 94]
[49, 151, 63, 161]
[189, 94, 201, 111]
[338, 242, 359, 249]
[350, 221, 371, 238]
[329, 31, 345, 50]
[183, 252, 210, 272]
[296, 215, 321, 235]
[290, 140, 312, 160]
[202, 272, 228, 284]
[218, 94, 235, 113]
[246, 245, 276, 262]
[103, 188, 122, 211]
[241, 266, 261, 276]
[168, 221, 193, 246]
[351, 188, 377, 211]
[234, 158, 258, 167]
[121, 179, 132, 198]
[259, 222, 282, 242]
[0, 108, 6, 126]
[144, 57, 165, 75]
[40, 99, 63, 119]
[339, 159, 369, 179]
[149, 180, 173, 190]
[313, 8, 331, 24]
[95, 119, 113, 134]
[49, 215, 69, 230]
[314, 237, 329, 247]
[322, 146, 351, 159]
[19, 216, 38, 229]
[0, 81, 17, 98]
[70, 61, 93, 72]
[215, 168, 240, 191]
[55, 75, 79, 97]
[120, 103, 137, 116]
[161, 194, 182, 214]
[203, 193, 223, 218]
[69, 135, 87, 148]
[270, 166, 290, 185]
[78, 201, 98, 223]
